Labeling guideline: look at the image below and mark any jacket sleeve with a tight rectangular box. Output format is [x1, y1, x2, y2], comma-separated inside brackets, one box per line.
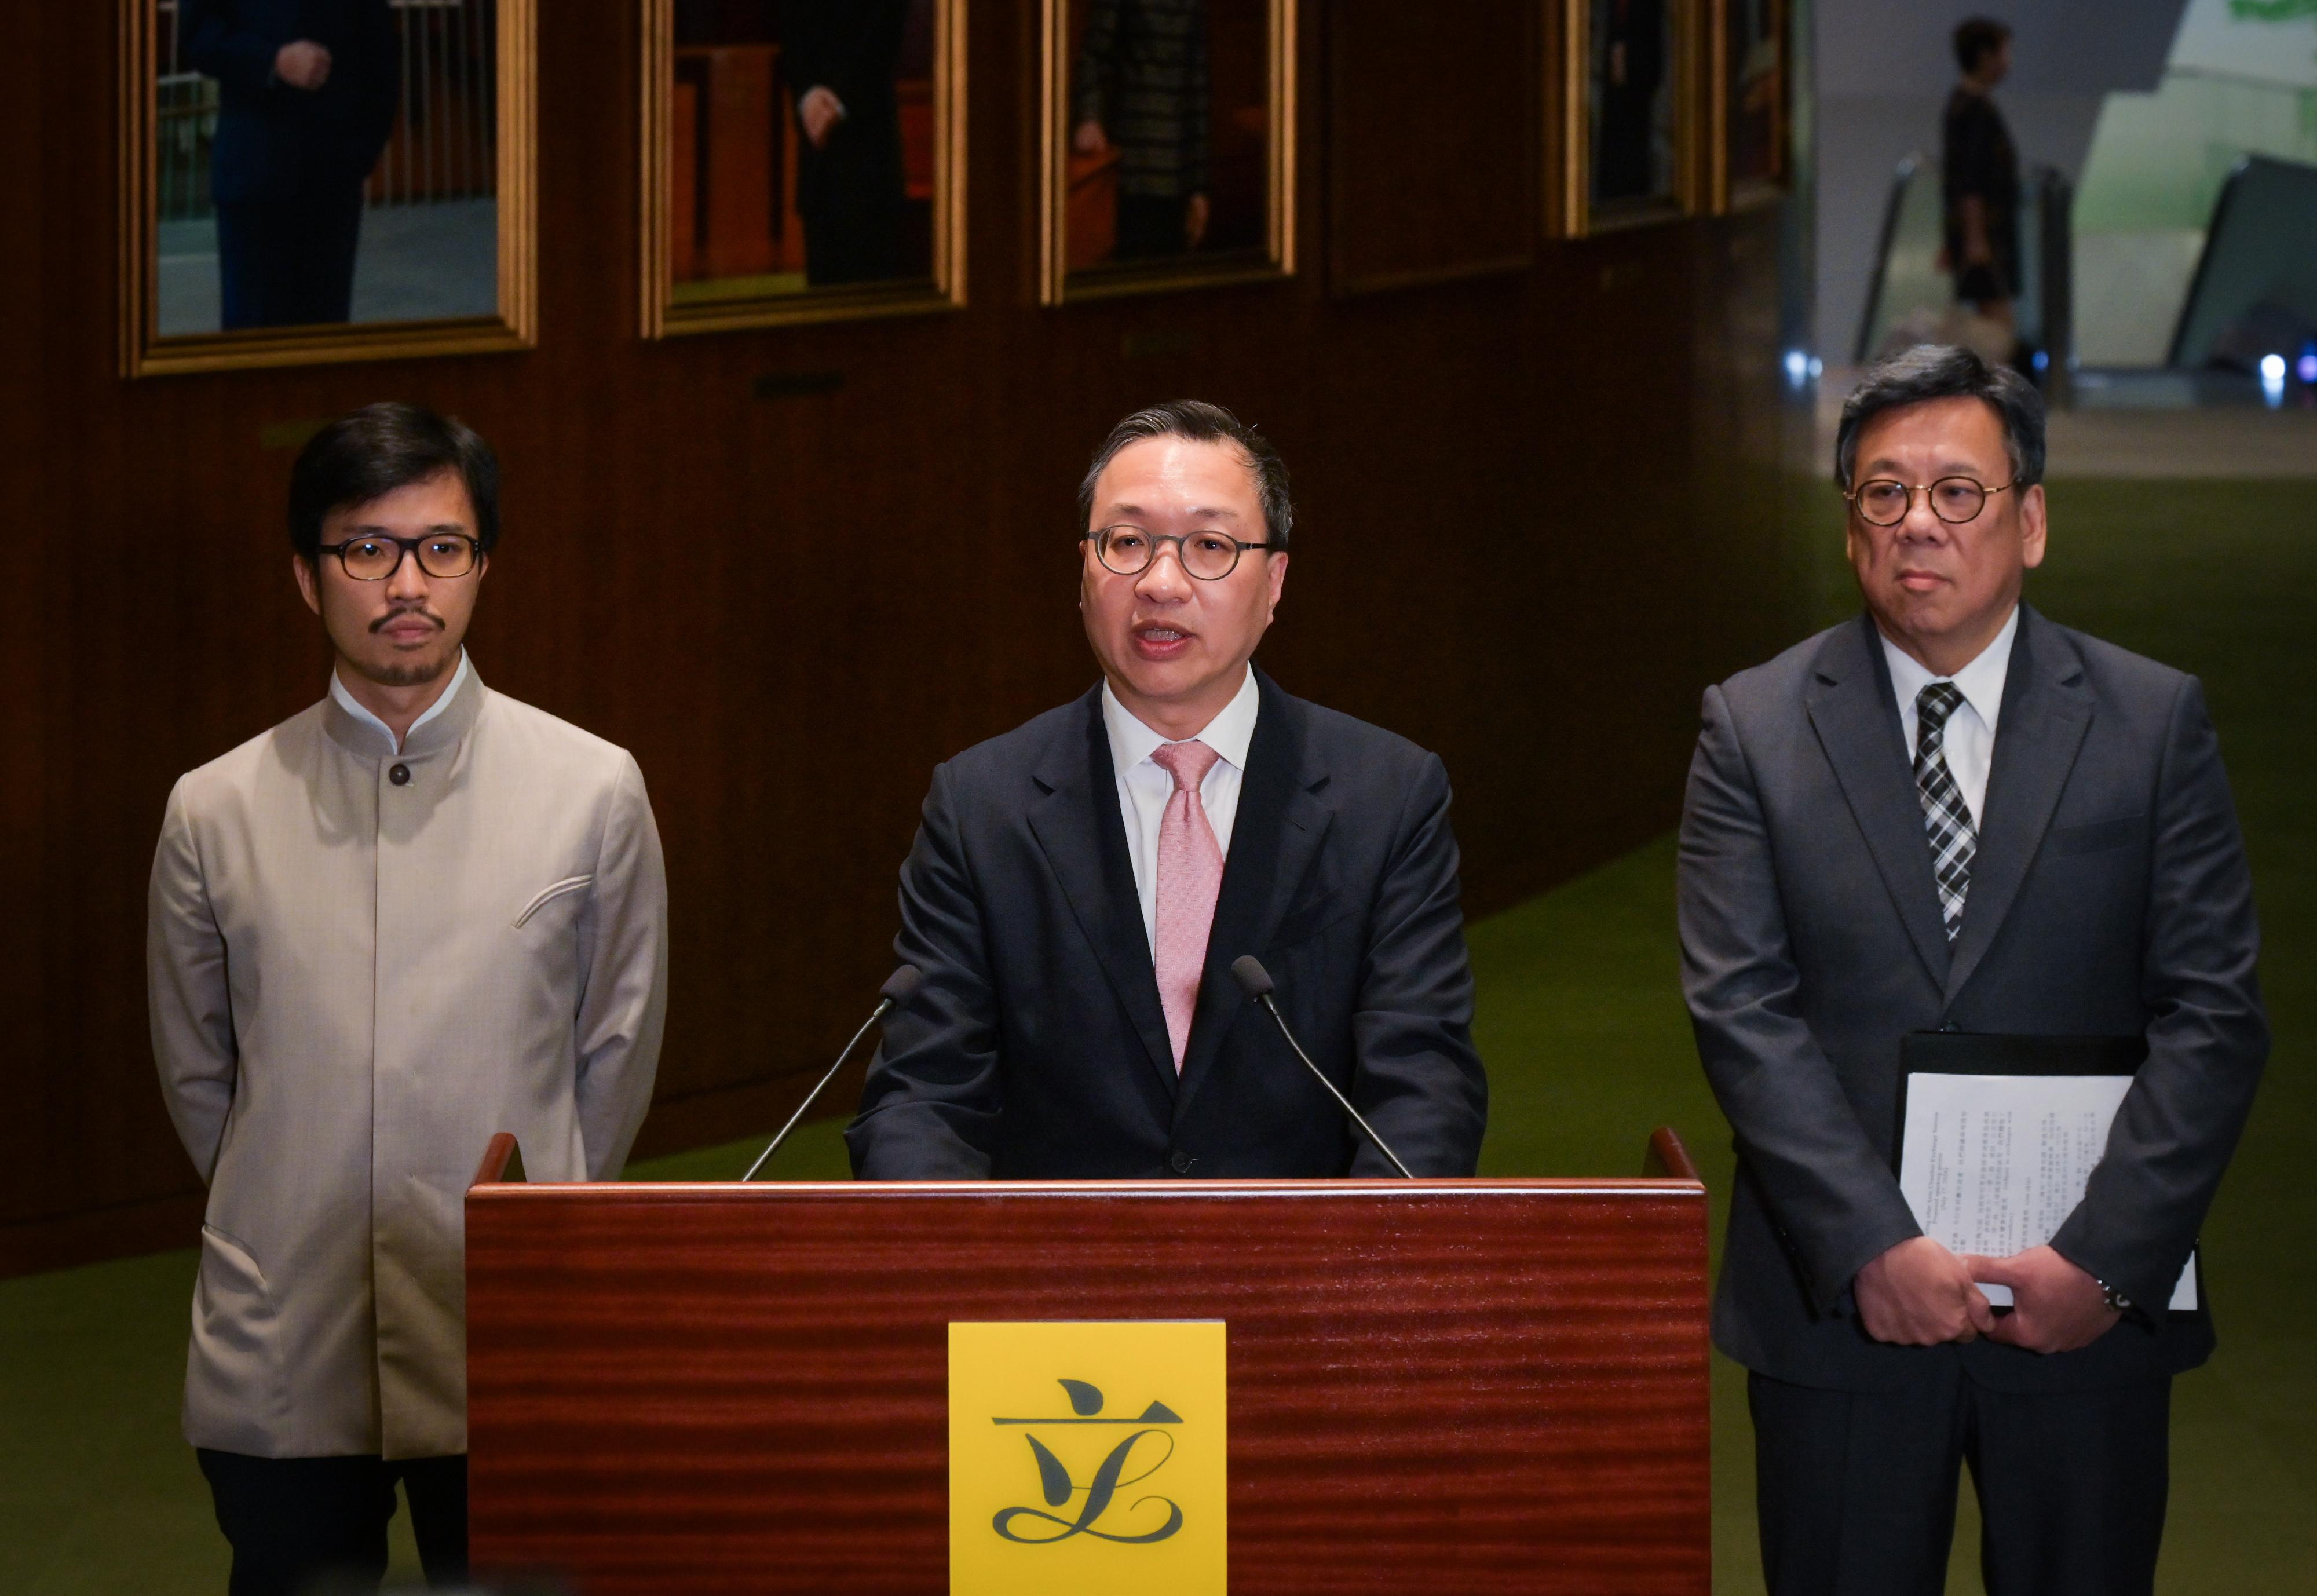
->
[2050, 675, 2268, 1306]
[1071, 0, 1122, 131]
[1347, 752, 1487, 1176]
[845, 762, 1002, 1178]
[572, 755, 668, 1179]
[1679, 684, 1924, 1312]
[180, 0, 291, 97]
[148, 778, 237, 1185]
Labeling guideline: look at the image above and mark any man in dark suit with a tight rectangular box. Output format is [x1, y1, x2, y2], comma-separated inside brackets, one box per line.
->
[181, 0, 399, 329]
[847, 400, 1487, 1179]
[780, 0, 912, 286]
[1679, 345, 2267, 1596]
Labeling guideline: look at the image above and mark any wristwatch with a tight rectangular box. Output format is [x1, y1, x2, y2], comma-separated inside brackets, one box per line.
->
[2095, 1276, 2133, 1313]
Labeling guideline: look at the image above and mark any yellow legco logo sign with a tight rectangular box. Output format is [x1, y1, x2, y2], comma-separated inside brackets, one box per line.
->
[948, 1321, 1227, 1595]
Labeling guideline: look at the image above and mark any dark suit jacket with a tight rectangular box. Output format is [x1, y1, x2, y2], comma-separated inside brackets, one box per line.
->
[1679, 606, 2266, 1393]
[182, 0, 399, 203]
[846, 669, 1488, 1179]
[779, 0, 909, 213]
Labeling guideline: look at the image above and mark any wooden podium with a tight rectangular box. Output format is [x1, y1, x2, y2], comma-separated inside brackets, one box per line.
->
[466, 1130, 1709, 1594]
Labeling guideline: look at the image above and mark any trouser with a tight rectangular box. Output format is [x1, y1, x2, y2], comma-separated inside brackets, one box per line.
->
[196, 1449, 469, 1596]
[214, 181, 367, 331]
[1748, 1367, 2170, 1596]
[798, 118, 906, 287]
[1114, 194, 1191, 260]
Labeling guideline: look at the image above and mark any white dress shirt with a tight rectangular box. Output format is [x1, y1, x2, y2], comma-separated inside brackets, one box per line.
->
[1880, 605, 2018, 828]
[330, 649, 472, 755]
[1101, 665, 1262, 957]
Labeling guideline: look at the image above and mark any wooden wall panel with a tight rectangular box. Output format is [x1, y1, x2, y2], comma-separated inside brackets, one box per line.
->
[1327, 0, 1537, 292]
[0, 1, 1804, 1274]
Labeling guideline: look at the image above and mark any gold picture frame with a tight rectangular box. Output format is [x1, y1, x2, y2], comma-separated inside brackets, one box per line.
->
[1709, 0, 1788, 212]
[1039, 0, 1296, 305]
[121, 0, 537, 378]
[1551, 0, 1702, 238]
[639, 0, 967, 338]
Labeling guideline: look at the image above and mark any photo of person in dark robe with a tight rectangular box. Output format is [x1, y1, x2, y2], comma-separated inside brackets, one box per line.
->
[664, 0, 938, 305]
[180, 0, 400, 329]
[1593, 0, 1668, 206]
[1072, 0, 1212, 261]
[783, 0, 912, 286]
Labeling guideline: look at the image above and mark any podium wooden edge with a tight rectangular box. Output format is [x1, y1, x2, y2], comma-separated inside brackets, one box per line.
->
[467, 1126, 1709, 1196]
[1643, 1124, 1701, 1182]
[474, 1131, 525, 1186]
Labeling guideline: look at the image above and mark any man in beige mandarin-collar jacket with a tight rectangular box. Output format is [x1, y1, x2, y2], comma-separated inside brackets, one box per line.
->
[148, 404, 667, 1596]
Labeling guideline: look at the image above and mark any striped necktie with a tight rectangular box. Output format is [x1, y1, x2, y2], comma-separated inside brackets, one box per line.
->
[1913, 682, 1976, 942]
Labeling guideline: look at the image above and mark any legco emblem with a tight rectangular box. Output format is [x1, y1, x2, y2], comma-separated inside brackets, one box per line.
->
[948, 1321, 1227, 1595]
[992, 1379, 1186, 1543]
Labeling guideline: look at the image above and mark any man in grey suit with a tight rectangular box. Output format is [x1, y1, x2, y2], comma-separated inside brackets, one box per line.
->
[1679, 346, 2265, 1596]
[149, 405, 668, 1595]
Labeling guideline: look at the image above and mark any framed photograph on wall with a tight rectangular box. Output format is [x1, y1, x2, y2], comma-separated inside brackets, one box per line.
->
[1040, 0, 1296, 304]
[1551, 0, 1700, 236]
[1713, 0, 1786, 209]
[639, 0, 967, 338]
[121, 0, 536, 377]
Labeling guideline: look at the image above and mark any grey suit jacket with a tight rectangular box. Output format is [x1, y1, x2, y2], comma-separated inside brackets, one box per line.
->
[1678, 607, 2266, 1393]
[149, 664, 668, 1458]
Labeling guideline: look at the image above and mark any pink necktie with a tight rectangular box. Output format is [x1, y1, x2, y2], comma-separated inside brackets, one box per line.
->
[1149, 739, 1225, 1073]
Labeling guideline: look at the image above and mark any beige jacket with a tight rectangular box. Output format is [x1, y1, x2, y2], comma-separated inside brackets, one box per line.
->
[148, 664, 667, 1459]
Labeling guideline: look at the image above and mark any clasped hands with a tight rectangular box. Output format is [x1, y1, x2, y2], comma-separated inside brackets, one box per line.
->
[1854, 1236, 2119, 1354]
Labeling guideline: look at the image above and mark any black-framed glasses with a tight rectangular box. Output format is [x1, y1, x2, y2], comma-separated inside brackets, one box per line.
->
[318, 532, 483, 581]
[1845, 477, 2016, 527]
[1085, 524, 1276, 581]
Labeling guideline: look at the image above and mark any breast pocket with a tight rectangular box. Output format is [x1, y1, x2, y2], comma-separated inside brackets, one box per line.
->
[513, 874, 594, 929]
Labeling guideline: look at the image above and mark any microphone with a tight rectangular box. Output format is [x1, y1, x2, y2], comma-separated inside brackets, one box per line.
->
[740, 965, 923, 1181]
[1229, 956, 1415, 1179]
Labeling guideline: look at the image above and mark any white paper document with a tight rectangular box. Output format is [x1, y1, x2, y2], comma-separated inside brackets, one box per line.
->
[1896, 1072, 2197, 1312]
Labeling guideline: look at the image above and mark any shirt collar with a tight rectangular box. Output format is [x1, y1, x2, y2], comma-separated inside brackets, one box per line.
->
[329, 649, 471, 755]
[1879, 605, 2019, 732]
[1101, 664, 1260, 778]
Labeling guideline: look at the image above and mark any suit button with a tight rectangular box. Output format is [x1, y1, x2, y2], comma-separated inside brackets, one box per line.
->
[389, 763, 411, 787]
[1168, 1149, 1193, 1174]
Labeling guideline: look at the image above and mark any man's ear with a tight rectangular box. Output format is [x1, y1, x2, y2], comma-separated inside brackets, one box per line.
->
[2019, 484, 2048, 571]
[291, 554, 321, 616]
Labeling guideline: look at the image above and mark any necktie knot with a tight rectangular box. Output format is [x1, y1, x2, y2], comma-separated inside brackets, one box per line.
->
[1150, 739, 1222, 792]
[1917, 681, 1966, 740]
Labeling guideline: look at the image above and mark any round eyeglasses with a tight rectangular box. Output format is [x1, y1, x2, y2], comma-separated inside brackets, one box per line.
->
[318, 533, 483, 581]
[1845, 477, 2016, 527]
[1085, 524, 1277, 582]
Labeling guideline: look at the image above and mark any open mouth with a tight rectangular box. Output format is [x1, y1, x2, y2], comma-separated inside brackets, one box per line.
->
[1131, 624, 1194, 659]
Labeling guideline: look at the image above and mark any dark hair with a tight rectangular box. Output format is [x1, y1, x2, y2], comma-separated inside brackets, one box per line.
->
[1953, 17, 2011, 75]
[1077, 400, 1293, 550]
[1834, 344, 2045, 491]
[287, 403, 501, 564]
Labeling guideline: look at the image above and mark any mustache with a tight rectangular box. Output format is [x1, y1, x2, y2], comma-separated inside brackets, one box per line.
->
[370, 604, 447, 635]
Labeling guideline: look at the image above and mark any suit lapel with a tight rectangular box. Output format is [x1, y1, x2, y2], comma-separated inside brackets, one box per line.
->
[1025, 689, 1177, 1093]
[1174, 671, 1331, 1120]
[1806, 616, 1954, 988]
[1943, 606, 2092, 1003]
